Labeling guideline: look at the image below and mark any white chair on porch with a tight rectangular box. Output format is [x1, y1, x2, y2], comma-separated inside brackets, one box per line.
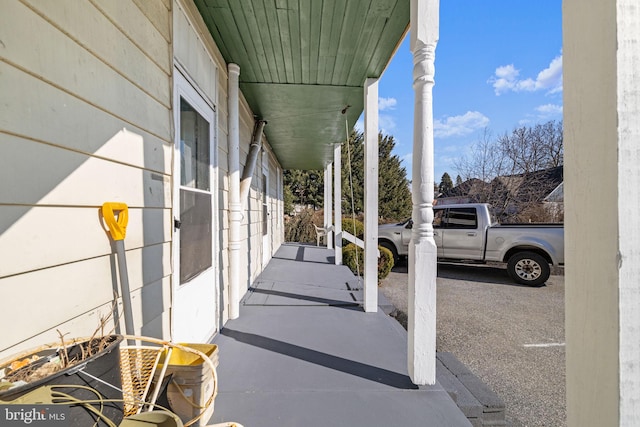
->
[313, 224, 327, 246]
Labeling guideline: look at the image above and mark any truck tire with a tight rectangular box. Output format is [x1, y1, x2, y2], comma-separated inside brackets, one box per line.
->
[507, 251, 550, 286]
[379, 240, 399, 265]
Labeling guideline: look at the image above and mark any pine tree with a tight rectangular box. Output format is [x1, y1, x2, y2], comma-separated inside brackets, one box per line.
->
[439, 172, 454, 195]
[284, 131, 412, 222]
[378, 134, 412, 220]
[341, 131, 412, 221]
[284, 169, 324, 209]
[455, 175, 463, 187]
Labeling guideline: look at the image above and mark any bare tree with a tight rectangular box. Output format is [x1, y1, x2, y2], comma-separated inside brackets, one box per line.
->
[452, 121, 563, 223]
[497, 120, 563, 174]
[539, 120, 564, 167]
[455, 128, 506, 183]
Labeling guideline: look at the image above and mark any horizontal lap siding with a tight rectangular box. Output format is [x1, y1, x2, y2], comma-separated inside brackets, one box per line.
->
[1, 63, 171, 174]
[1, 246, 171, 351]
[0, 0, 172, 356]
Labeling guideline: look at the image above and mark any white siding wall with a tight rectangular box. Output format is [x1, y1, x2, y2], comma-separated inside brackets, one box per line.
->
[0, 0, 172, 357]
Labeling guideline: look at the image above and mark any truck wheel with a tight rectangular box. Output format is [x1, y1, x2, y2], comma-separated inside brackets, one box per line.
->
[507, 251, 550, 286]
[379, 241, 399, 265]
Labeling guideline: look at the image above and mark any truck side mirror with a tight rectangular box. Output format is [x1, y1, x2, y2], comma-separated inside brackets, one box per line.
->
[406, 219, 413, 229]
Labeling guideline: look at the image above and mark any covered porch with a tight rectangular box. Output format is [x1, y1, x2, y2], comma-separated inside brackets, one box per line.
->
[209, 244, 469, 426]
[201, 0, 440, 385]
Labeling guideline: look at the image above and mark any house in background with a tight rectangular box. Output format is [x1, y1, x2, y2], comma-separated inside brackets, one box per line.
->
[0, 1, 638, 425]
[437, 166, 563, 222]
[543, 182, 564, 222]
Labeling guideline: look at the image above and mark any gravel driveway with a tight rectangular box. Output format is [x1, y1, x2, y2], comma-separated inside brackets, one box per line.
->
[380, 260, 565, 427]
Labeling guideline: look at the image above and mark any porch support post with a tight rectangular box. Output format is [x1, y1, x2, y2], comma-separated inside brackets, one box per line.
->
[564, 1, 640, 424]
[334, 144, 342, 265]
[363, 77, 379, 313]
[326, 163, 333, 249]
[409, 0, 439, 384]
[227, 63, 241, 320]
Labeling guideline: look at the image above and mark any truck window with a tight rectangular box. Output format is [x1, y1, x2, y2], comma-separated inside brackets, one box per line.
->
[445, 208, 477, 229]
[433, 209, 445, 228]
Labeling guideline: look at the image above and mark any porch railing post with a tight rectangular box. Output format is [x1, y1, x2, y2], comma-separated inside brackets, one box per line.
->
[326, 163, 333, 249]
[334, 144, 342, 265]
[364, 77, 379, 313]
[409, 0, 439, 385]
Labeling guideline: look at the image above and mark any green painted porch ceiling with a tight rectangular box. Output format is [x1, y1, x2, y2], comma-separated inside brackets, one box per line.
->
[194, 0, 409, 170]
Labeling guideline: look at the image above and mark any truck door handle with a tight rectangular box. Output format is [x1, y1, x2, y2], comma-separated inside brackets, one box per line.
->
[434, 231, 439, 237]
[467, 232, 477, 236]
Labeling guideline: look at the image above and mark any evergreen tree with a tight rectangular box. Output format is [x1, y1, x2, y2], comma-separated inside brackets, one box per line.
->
[378, 134, 412, 220]
[342, 131, 365, 214]
[283, 184, 294, 215]
[438, 172, 454, 195]
[455, 174, 463, 187]
[341, 131, 412, 221]
[284, 131, 412, 222]
[284, 169, 324, 209]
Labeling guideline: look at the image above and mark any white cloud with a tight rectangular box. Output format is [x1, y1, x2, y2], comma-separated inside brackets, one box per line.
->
[434, 111, 490, 138]
[535, 103, 563, 116]
[519, 103, 563, 124]
[353, 114, 395, 134]
[379, 114, 396, 133]
[536, 56, 563, 93]
[489, 55, 563, 95]
[378, 97, 397, 111]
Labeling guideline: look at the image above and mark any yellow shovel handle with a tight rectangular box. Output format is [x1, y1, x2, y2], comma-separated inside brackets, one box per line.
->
[102, 202, 128, 241]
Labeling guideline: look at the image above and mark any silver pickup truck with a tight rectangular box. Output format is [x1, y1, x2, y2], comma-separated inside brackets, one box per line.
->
[378, 203, 564, 286]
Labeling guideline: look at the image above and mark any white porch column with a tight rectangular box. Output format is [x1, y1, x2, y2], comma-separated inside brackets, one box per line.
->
[227, 63, 241, 320]
[363, 77, 379, 313]
[326, 163, 333, 249]
[408, 0, 439, 385]
[334, 144, 343, 265]
[564, 1, 640, 425]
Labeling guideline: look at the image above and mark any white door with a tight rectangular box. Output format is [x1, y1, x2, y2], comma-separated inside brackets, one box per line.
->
[172, 70, 217, 342]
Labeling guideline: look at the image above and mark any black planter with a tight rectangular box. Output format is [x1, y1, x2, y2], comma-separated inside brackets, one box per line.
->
[0, 335, 124, 426]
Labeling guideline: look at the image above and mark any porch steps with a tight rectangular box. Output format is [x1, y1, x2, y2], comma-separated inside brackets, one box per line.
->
[436, 352, 507, 426]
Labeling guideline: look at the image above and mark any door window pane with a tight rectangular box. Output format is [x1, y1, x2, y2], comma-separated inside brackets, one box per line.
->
[262, 173, 268, 236]
[180, 190, 212, 284]
[180, 98, 210, 191]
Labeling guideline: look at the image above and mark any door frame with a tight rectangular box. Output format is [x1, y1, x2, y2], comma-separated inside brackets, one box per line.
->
[171, 66, 219, 342]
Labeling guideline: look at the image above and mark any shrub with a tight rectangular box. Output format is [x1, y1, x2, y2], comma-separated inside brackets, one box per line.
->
[378, 245, 394, 279]
[342, 243, 395, 282]
[342, 243, 362, 275]
[284, 208, 324, 243]
[341, 217, 364, 247]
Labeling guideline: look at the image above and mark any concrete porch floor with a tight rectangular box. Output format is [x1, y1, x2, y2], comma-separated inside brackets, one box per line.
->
[209, 243, 470, 426]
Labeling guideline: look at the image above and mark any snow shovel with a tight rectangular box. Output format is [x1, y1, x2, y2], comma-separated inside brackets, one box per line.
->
[102, 202, 134, 344]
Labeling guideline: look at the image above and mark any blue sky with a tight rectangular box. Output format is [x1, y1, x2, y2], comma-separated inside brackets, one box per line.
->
[358, 1, 563, 184]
